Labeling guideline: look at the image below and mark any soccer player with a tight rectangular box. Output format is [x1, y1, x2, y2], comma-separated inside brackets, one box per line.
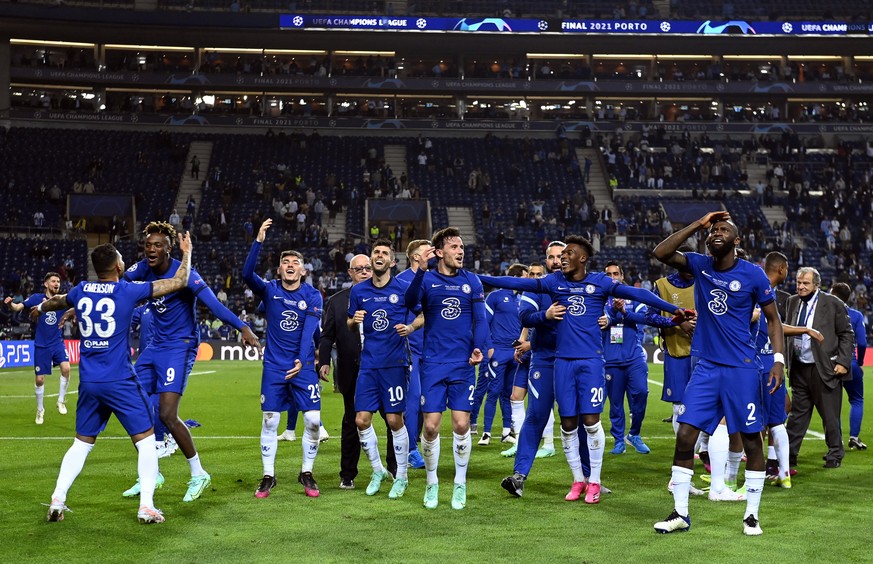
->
[601, 261, 676, 455]
[830, 282, 868, 451]
[132, 303, 177, 459]
[404, 227, 489, 510]
[5, 272, 73, 424]
[652, 211, 784, 536]
[501, 242, 568, 497]
[480, 235, 689, 504]
[349, 238, 421, 499]
[122, 221, 259, 502]
[243, 219, 324, 498]
[42, 234, 193, 524]
[471, 263, 527, 446]
[394, 239, 431, 469]
[499, 261, 554, 459]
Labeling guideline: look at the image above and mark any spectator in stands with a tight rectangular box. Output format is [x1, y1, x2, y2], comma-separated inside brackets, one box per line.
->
[169, 209, 181, 232]
[190, 155, 200, 179]
[216, 287, 228, 305]
[199, 221, 212, 242]
[33, 211, 45, 228]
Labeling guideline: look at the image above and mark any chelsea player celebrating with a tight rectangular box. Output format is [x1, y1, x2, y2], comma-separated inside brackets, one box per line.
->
[404, 227, 489, 510]
[349, 239, 422, 500]
[122, 222, 260, 503]
[652, 211, 785, 536]
[479, 235, 689, 504]
[243, 219, 324, 498]
[43, 234, 193, 524]
[5, 272, 73, 424]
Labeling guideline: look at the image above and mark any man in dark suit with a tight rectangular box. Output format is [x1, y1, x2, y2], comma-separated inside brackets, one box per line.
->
[318, 254, 396, 489]
[785, 267, 856, 469]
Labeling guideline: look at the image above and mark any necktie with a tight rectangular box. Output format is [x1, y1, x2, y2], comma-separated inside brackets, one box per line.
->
[797, 300, 808, 327]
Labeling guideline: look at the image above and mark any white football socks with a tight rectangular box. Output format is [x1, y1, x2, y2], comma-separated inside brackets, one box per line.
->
[35, 384, 45, 412]
[671, 465, 694, 517]
[422, 436, 440, 485]
[709, 424, 729, 492]
[744, 470, 765, 519]
[585, 422, 605, 484]
[771, 424, 791, 479]
[136, 435, 159, 508]
[391, 427, 410, 480]
[358, 425, 385, 474]
[52, 438, 93, 503]
[510, 400, 525, 435]
[58, 377, 69, 404]
[561, 428, 586, 483]
[260, 411, 280, 476]
[453, 431, 471, 484]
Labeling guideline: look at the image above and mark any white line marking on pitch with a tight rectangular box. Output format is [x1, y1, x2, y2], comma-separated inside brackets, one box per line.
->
[0, 391, 79, 399]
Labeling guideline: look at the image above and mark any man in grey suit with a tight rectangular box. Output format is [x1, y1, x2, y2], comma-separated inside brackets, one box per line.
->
[785, 267, 855, 469]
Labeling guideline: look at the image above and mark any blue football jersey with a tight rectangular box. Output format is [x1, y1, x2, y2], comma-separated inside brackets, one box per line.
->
[349, 276, 411, 368]
[258, 282, 322, 369]
[24, 293, 64, 348]
[124, 259, 208, 344]
[848, 307, 867, 363]
[538, 271, 621, 360]
[67, 280, 152, 383]
[685, 253, 774, 368]
[405, 268, 487, 363]
[131, 303, 155, 350]
[485, 289, 522, 349]
[395, 268, 423, 357]
[519, 291, 559, 363]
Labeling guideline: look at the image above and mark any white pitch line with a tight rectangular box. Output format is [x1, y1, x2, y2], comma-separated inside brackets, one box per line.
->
[0, 371, 216, 399]
[0, 390, 79, 399]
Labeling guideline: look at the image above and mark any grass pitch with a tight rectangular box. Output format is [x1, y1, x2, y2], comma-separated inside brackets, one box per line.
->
[1, 362, 872, 563]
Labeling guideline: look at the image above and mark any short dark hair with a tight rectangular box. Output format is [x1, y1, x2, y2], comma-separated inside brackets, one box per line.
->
[432, 227, 462, 251]
[44, 272, 61, 282]
[764, 251, 788, 272]
[506, 263, 529, 277]
[830, 282, 851, 304]
[604, 260, 622, 275]
[144, 221, 177, 246]
[280, 250, 305, 263]
[372, 238, 394, 252]
[564, 235, 594, 258]
[91, 244, 120, 274]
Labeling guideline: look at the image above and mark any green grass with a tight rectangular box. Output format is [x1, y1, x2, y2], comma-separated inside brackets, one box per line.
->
[2, 362, 872, 563]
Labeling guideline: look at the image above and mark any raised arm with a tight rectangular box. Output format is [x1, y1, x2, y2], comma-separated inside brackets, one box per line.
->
[243, 220, 271, 294]
[152, 232, 192, 298]
[477, 274, 541, 293]
[612, 284, 684, 319]
[4, 297, 24, 312]
[31, 294, 70, 319]
[653, 211, 730, 270]
[404, 267, 426, 311]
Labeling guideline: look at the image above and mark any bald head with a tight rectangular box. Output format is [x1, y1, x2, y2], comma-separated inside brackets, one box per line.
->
[348, 254, 373, 284]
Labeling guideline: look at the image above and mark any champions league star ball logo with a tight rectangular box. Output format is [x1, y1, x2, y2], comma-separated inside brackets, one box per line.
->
[416, 18, 427, 29]
[453, 18, 513, 32]
[389, 293, 399, 304]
